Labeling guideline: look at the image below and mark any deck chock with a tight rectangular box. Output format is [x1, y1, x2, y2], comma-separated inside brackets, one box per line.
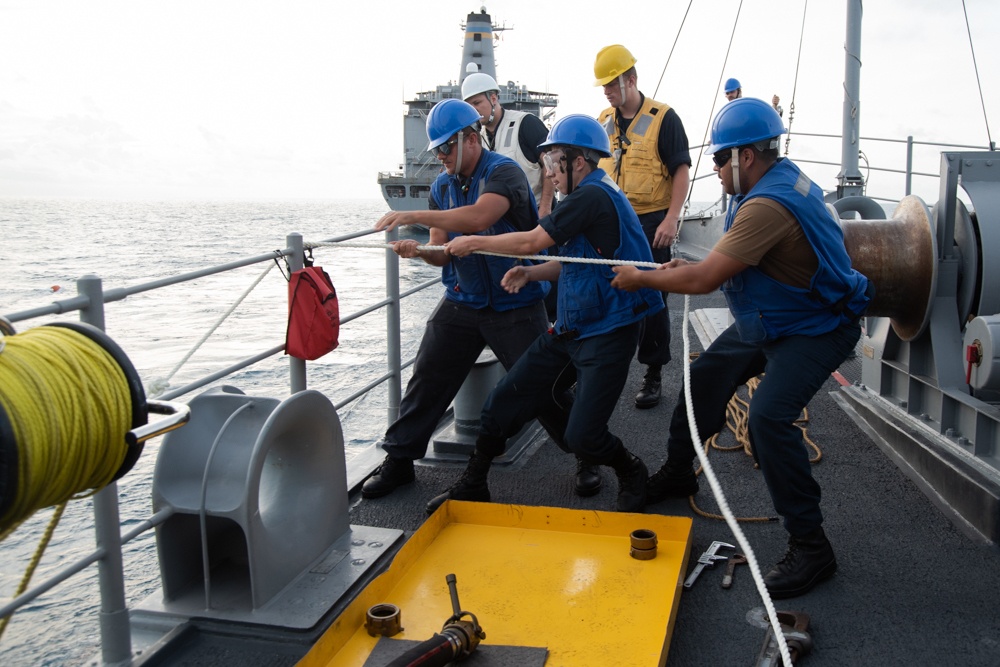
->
[136, 385, 402, 631]
[752, 610, 813, 666]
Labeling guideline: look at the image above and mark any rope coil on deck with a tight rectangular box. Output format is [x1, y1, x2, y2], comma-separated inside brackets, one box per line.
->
[0, 323, 146, 539]
[688, 368, 821, 523]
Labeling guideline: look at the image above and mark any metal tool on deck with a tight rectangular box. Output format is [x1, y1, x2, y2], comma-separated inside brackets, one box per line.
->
[754, 610, 812, 666]
[683, 540, 735, 588]
[720, 553, 748, 589]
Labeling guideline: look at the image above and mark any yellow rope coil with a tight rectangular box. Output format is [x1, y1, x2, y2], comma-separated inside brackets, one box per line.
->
[0, 325, 132, 538]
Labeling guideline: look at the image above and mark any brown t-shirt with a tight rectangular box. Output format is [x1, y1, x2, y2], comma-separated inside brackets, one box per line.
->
[713, 198, 818, 289]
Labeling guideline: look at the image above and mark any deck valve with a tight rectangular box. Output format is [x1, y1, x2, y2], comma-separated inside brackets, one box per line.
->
[384, 573, 485, 667]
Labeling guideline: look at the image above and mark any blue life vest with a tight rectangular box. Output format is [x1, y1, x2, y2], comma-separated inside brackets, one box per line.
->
[430, 150, 549, 311]
[555, 169, 664, 339]
[722, 159, 871, 342]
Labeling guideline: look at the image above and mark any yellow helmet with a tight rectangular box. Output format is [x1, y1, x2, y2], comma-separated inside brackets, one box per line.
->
[593, 44, 637, 86]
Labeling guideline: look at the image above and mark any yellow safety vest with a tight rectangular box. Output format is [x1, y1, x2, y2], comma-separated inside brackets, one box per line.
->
[597, 97, 673, 215]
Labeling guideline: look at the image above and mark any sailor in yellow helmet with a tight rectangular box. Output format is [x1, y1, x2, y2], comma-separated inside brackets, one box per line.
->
[595, 44, 691, 410]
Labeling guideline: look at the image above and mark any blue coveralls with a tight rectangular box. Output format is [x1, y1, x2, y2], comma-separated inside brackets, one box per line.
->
[382, 151, 564, 460]
[665, 158, 871, 535]
[475, 169, 664, 464]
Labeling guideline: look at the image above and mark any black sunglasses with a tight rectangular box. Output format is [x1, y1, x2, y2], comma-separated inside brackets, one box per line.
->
[434, 137, 460, 156]
[712, 150, 733, 168]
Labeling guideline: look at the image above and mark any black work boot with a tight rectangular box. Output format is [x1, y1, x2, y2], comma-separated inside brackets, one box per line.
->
[764, 527, 838, 599]
[574, 456, 602, 497]
[425, 451, 493, 514]
[609, 446, 648, 512]
[645, 460, 699, 504]
[361, 455, 415, 499]
[634, 366, 662, 409]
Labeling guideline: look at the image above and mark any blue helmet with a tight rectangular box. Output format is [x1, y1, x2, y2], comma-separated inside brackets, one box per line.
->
[537, 114, 612, 158]
[724, 77, 741, 93]
[705, 98, 786, 154]
[425, 99, 481, 151]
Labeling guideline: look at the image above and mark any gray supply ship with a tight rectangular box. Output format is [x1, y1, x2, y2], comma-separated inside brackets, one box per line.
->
[376, 7, 558, 211]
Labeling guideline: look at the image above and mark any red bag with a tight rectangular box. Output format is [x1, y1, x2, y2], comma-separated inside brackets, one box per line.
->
[285, 266, 340, 360]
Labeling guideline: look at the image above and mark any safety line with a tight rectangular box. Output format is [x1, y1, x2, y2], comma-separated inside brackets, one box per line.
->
[146, 261, 277, 397]
[961, 0, 994, 149]
[784, 0, 809, 156]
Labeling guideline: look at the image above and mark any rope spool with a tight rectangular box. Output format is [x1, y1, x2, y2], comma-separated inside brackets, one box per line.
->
[0, 322, 148, 537]
[839, 196, 937, 341]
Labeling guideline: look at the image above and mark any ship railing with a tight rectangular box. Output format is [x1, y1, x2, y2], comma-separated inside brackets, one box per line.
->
[688, 132, 996, 207]
[0, 226, 438, 665]
[779, 132, 994, 203]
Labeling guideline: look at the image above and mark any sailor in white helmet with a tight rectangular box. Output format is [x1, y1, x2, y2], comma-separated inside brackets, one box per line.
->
[462, 64, 556, 217]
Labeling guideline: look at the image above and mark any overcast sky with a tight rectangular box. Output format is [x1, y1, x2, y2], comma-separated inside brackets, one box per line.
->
[1, 0, 997, 204]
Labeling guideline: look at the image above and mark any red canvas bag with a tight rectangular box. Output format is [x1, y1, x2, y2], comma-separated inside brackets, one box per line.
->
[285, 266, 340, 360]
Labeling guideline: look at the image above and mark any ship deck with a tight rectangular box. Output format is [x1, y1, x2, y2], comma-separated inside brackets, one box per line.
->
[134, 291, 1000, 667]
[345, 289, 1000, 667]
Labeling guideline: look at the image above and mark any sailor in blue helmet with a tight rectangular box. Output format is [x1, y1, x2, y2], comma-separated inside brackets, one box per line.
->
[724, 77, 742, 102]
[368, 99, 580, 500]
[612, 98, 872, 597]
[433, 114, 664, 514]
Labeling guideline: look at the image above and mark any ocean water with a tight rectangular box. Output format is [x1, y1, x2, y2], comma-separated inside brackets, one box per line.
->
[0, 198, 441, 666]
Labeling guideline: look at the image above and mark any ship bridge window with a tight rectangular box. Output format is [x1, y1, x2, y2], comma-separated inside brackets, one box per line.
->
[410, 185, 430, 199]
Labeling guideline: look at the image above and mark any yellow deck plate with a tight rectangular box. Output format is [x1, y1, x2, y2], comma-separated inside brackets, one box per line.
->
[300, 501, 692, 667]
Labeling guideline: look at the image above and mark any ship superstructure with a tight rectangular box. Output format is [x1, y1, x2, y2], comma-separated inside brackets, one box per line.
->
[377, 7, 558, 211]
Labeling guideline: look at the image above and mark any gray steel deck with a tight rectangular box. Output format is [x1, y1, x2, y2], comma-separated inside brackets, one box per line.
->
[348, 290, 1000, 666]
[139, 290, 1000, 666]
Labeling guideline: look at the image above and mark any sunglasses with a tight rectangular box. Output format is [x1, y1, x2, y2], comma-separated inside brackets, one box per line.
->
[712, 150, 733, 168]
[434, 137, 460, 156]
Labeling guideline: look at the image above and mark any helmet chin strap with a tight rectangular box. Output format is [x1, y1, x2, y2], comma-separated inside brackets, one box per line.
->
[729, 147, 741, 196]
[486, 96, 497, 126]
[455, 133, 465, 180]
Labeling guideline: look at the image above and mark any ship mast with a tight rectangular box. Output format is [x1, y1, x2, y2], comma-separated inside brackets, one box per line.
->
[837, 0, 865, 198]
[458, 8, 507, 86]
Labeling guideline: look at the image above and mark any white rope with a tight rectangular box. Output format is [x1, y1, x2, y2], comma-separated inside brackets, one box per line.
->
[325, 239, 790, 664]
[146, 261, 278, 397]
[308, 240, 661, 269]
[680, 294, 792, 666]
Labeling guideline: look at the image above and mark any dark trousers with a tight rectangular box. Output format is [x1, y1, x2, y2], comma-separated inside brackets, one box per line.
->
[636, 210, 672, 368]
[382, 297, 566, 460]
[477, 322, 641, 463]
[665, 321, 861, 535]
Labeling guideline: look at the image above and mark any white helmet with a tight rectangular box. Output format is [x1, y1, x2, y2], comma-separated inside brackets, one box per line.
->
[462, 72, 500, 101]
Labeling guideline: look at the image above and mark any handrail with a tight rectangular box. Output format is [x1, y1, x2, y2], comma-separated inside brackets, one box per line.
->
[3, 250, 292, 324]
[788, 130, 992, 150]
[0, 225, 440, 662]
[690, 130, 995, 206]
